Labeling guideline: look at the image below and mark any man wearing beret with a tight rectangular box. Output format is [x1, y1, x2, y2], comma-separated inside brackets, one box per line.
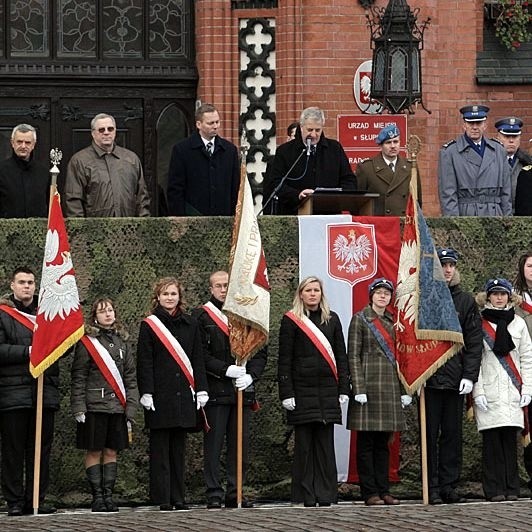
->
[356, 125, 421, 216]
[438, 105, 511, 216]
[494, 117, 532, 215]
[425, 248, 483, 504]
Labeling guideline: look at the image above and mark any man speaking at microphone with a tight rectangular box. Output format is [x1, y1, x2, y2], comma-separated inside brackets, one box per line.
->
[269, 107, 356, 214]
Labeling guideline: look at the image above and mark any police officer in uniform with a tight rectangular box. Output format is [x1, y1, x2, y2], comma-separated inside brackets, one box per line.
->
[438, 105, 511, 216]
[493, 117, 532, 214]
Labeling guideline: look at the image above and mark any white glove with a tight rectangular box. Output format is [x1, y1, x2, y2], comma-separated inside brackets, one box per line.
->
[235, 374, 253, 391]
[140, 393, 155, 411]
[520, 394, 532, 407]
[474, 395, 488, 412]
[339, 394, 349, 404]
[354, 394, 368, 405]
[196, 391, 209, 409]
[282, 397, 296, 411]
[401, 395, 413, 408]
[75, 412, 86, 423]
[459, 378, 473, 395]
[226, 365, 246, 379]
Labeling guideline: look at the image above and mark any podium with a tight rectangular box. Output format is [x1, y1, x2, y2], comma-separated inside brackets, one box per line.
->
[297, 191, 382, 216]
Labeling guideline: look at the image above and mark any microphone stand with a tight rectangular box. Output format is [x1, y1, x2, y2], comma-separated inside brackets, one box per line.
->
[260, 147, 307, 215]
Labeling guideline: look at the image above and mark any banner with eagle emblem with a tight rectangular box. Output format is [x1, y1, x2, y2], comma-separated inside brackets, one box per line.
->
[299, 214, 401, 483]
[394, 177, 464, 394]
[222, 153, 270, 364]
[30, 191, 84, 377]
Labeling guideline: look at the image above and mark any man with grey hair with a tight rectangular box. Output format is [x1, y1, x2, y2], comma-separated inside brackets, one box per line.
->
[268, 106, 356, 214]
[0, 124, 49, 217]
[65, 113, 150, 217]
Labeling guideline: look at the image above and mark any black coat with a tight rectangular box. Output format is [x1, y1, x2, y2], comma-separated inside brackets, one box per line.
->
[515, 165, 532, 216]
[136, 306, 208, 430]
[167, 131, 239, 216]
[0, 152, 49, 218]
[426, 273, 483, 390]
[0, 296, 59, 411]
[268, 128, 357, 214]
[192, 297, 267, 406]
[278, 310, 349, 425]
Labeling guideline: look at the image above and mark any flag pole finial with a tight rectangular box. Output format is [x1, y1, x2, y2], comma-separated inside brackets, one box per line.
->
[406, 135, 421, 166]
[49, 148, 63, 188]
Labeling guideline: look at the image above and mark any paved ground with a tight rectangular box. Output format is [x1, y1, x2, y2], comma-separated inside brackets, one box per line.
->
[0, 499, 531, 532]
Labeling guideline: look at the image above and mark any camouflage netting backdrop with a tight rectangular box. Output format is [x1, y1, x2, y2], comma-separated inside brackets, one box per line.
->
[0, 215, 530, 506]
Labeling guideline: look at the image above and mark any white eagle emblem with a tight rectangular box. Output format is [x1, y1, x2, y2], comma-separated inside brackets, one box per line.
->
[333, 230, 372, 274]
[394, 240, 419, 332]
[38, 229, 80, 321]
[360, 74, 372, 102]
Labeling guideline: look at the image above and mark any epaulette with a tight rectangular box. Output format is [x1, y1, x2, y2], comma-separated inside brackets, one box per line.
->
[523, 165, 532, 171]
[441, 139, 456, 149]
[490, 137, 504, 146]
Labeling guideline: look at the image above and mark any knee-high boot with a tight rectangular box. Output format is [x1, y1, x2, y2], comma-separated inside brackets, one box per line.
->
[86, 465, 107, 512]
[102, 462, 119, 512]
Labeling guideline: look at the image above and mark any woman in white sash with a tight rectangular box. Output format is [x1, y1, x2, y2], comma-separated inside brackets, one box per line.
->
[278, 276, 349, 507]
[71, 298, 139, 512]
[514, 253, 532, 492]
[137, 277, 209, 511]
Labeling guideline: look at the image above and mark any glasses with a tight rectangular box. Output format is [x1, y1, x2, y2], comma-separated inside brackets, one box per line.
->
[96, 126, 115, 133]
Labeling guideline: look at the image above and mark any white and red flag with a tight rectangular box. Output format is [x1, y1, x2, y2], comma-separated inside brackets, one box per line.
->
[30, 191, 84, 377]
[299, 215, 401, 482]
[223, 160, 270, 363]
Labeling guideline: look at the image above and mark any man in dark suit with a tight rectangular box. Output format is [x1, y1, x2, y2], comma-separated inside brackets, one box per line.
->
[167, 104, 239, 216]
[268, 107, 356, 215]
[356, 124, 421, 216]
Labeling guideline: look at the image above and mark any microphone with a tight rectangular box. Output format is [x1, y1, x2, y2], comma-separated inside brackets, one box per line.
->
[306, 138, 312, 156]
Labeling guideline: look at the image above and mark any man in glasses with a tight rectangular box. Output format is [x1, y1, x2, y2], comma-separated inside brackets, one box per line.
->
[64, 113, 150, 217]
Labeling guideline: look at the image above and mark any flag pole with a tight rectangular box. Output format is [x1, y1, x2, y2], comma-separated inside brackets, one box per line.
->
[419, 387, 429, 505]
[236, 385, 243, 508]
[32, 149, 61, 515]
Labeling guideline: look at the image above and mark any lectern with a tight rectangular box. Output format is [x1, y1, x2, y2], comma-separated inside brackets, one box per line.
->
[297, 190, 382, 216]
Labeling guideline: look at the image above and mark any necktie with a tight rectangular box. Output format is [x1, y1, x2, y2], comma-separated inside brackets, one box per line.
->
[389, 162, 395, 173]
[508, 156, 514, 167]
[206, 141, 213, 155]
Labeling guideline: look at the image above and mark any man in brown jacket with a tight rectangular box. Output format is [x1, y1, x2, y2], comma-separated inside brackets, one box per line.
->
[64, 113, 150, 217]
[356, 125, 421, 215]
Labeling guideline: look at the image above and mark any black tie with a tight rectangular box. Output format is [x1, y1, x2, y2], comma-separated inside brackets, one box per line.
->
[389, 162, 395, 173]
[206, 141, 213, 156]
[508, 156, 514, 167]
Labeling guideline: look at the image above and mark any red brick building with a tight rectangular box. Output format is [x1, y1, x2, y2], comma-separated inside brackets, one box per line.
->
[195, 0, 532, 216]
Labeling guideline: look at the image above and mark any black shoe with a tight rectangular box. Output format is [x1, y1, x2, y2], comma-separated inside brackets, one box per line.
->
[442, 490, 466, 504]
[318, 502, 331, 507]
[429, 494, 443, 505]
[225, 498, 254, 508]
[173, 503, 190, 511]
[8, 504, 23, 516]
[488, 495, 505, 502]
[159, 504, 173, 511]
[22, 503, 57, 515]
[207, 496, 222, 509]
[304, 501, 317, 507]
[505, 494, 518, 501]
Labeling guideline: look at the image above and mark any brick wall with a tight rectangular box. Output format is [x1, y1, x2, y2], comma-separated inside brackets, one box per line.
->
[195, 0, 532, 216]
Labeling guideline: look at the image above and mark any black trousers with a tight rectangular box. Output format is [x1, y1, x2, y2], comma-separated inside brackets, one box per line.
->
[481, 427, 520, 499]
[149, 428, 187, 505]
[203, 404, 250, 501]
[524, 408, 532, 487]
[292, 423, 337, 505]
[424, 388, 464, 496]
[0, 408, 55, 507]
[357, 431, 391, 501]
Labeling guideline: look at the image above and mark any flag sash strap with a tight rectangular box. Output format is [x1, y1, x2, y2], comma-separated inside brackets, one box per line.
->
[481, 319, 522, 390]
[143, 315, 195, 394]
[285, 311, 338, 382]
[521, 300, 532, 314]
[80, 335, 126, 407]
[0, 305, 36, 331]
[203, 302, 229, 336]
[358, 312, 396, 366]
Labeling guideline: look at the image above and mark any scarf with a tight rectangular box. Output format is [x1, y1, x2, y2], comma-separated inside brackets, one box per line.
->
[481, 307, 515, 357]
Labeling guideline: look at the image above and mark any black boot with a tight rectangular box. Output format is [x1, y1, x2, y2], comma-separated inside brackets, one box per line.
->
[86, 465, 107, 512]
[102, 462, 119, 512]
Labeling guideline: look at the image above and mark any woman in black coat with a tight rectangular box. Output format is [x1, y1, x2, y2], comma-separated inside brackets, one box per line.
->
[137, 277, 209, 511]
[278, 276, 350, 507]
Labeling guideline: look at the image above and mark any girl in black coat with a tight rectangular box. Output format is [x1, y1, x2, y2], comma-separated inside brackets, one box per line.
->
[137, 277, 208, 511]
[278, 276, 350, 507]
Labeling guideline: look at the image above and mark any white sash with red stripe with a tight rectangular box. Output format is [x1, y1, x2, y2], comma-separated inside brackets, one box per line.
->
[143, 315, 196, 395]
[203, 302, 229, 336]
[0, 304, 36, 331]
[80, 335, 126, 407]
[285, 311, 338, 381]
